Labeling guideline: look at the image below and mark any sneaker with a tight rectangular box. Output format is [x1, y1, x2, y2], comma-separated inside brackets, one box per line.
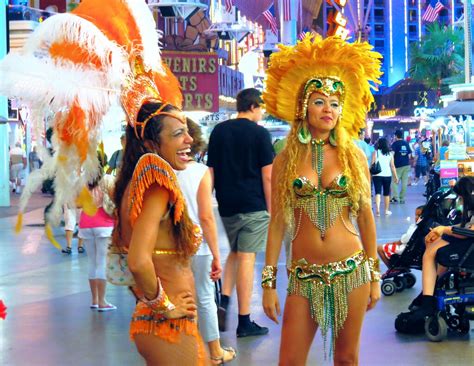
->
[98, 304, 117, 312]
[390, 198, 398, 204]
[217, 306, 227, 332]
[61, 247, 72, 255]
[236, 321, 269, 338]
[399, 200, 405, 204]
[385, 211, 392, 216]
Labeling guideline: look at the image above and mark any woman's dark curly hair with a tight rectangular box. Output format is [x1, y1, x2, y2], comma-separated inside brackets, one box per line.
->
[376, 137, 390, 155]
[453, 176, 474, 227]
[113, 102, 195, 256]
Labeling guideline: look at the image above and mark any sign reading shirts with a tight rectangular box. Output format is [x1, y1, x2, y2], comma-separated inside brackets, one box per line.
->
[162, 51, 219, 112]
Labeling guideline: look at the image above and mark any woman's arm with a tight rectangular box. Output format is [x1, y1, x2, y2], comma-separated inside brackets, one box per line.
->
[264, 154, 286, 268]
[262, 154, 286, 323]
[128, 184, 170, 300]
[197, 169, 222, 280]
[355, 149, 380, 310]
[390, 155, 399, 183]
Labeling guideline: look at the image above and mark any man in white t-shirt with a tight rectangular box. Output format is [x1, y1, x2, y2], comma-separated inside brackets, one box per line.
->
[10, 142, 26, 193]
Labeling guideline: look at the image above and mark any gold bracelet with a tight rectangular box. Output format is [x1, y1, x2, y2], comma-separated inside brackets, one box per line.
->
[140, 277, 176, 314]
[261, 265, 277, 289]
[367, 257, 381, 282]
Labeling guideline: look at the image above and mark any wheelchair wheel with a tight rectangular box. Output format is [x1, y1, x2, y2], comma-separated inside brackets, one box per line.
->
[381, 280, 396, 296]
[394, 276, 407, 292]
[448, 315, 471, 334]
[425, 314, 448, 342]
[404, 273, 417, 288]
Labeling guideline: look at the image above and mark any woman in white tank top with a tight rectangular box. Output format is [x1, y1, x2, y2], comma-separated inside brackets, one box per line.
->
[176, 119, 237, 364]
[371, 137, 399, 216]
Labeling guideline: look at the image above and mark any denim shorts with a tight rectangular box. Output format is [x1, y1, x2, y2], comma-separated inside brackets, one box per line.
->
[221, 210, 270, 253]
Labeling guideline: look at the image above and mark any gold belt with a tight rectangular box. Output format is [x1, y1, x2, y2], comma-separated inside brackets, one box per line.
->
[289, 250, 366, 285]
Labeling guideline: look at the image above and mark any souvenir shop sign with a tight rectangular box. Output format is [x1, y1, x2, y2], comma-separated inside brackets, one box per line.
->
[162, 51, 219, 112]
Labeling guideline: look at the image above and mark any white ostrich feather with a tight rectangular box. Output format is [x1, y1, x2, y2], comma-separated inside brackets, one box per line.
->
[124, 0, 163, 73]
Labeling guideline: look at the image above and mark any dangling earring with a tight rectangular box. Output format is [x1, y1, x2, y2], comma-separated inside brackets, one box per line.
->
[329, 128, 337, 146]
[298, 123, 311, 144]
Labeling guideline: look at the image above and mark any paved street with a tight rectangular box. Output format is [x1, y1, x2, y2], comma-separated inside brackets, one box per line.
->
[1, 184, 473, 365]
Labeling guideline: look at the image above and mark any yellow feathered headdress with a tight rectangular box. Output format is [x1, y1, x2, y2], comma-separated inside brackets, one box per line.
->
[263, 34, 383, 137]
[0, 0, 182, 227]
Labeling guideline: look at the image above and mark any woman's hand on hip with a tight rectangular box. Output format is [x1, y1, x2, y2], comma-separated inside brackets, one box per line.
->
[367, 282, 380, 311]
[262, 288, 281, 324]
[165, 291, 197, 319]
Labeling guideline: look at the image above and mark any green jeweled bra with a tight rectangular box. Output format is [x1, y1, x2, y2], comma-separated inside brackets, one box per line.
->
[292, 175, 351, 238]
[291, 139, 355, 239]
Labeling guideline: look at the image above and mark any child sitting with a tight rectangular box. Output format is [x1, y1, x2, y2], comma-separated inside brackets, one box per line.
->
[377, 205, 425, 267]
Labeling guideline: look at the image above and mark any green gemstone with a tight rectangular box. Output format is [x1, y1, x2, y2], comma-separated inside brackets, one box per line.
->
[315, 79, 323, 88]
[293, 178, 303, 189]
[338, 175, 347, 187]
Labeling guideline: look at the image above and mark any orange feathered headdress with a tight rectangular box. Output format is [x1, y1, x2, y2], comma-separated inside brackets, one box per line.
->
[0, 0, 182, 225]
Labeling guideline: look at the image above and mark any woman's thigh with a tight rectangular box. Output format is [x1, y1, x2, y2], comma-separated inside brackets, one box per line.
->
[280, 295, 318, 366]
[372, 176, 382, 195]
[334, 282, 370, 363]
[382, 176, 392, 196]
[134, 333, 208, 366]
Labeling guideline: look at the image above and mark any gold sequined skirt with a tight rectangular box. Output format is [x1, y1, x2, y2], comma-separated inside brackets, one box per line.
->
[287, 250, 370, 357]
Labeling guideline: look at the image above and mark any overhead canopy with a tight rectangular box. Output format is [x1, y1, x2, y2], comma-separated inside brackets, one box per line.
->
[432, 100, 474, 117]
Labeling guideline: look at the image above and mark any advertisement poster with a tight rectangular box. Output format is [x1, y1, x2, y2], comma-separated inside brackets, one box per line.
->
[440, 160, 458, 187]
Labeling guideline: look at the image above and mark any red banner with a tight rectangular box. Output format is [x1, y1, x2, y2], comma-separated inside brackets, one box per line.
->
[162, 51, 219, 112]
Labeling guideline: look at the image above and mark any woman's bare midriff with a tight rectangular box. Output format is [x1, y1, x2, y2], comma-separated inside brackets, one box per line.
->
[291, 206, 363, 264]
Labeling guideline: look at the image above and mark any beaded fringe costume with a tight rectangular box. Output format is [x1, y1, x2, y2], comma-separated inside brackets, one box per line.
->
[130, 303, 206, 366]
[287, 251, 371, 356]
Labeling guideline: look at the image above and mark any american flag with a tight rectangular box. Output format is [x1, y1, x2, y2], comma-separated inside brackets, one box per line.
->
[225, 0, 234, 13]
[298, 27, 314, 41]
[263, 3, 278, 35]
[422, 0, 445, 23]
[282, 0, 291, 21]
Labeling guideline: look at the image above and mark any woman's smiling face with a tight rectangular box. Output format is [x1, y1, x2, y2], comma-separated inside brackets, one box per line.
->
[156, 114, 193, 170]
[306, 92, 341, 135]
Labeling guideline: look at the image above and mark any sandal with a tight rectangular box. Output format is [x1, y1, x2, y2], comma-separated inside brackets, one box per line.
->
[78, 246, 85, 253]
[211, 346, 236, 365]
[61, 247, 72, 254]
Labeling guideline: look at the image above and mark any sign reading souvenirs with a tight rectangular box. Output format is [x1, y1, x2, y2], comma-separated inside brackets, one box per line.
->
[162, 51, 219, 112]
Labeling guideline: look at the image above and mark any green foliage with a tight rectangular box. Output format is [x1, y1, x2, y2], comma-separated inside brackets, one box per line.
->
[67, 3, 79, 12]
[409, 23, 464, 95]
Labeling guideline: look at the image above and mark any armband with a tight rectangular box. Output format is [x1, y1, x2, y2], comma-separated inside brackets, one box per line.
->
[261, 265, 278, 289]
[140, 277, 176, 314]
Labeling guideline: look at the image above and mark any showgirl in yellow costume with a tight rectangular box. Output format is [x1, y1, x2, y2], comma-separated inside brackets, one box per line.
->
[262, 34, 383, 364]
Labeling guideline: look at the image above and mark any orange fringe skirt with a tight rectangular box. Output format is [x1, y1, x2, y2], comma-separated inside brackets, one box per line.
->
[130, 302, 206, 364]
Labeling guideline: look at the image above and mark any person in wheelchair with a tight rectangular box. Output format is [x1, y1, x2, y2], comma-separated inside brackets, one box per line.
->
[414, 176, 474, 317]
[377, 205, 425, 267]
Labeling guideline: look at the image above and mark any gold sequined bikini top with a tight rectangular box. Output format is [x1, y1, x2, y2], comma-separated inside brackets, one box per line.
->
[291, 174, 357, 239]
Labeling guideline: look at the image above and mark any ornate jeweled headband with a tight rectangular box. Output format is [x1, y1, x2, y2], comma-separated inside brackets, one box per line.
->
[296, 76, 345, 122]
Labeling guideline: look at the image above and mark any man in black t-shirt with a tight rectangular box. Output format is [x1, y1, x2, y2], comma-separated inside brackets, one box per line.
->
[391, 130, 412, 203]
[207, 88, 274, 338]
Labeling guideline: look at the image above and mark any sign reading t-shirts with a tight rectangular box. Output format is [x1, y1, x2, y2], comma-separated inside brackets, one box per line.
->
[162, 51, 219, 112]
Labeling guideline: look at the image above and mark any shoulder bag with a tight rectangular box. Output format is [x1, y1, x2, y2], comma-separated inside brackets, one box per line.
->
[106, 230, 135, 286]
[370, 150, 382, 175]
